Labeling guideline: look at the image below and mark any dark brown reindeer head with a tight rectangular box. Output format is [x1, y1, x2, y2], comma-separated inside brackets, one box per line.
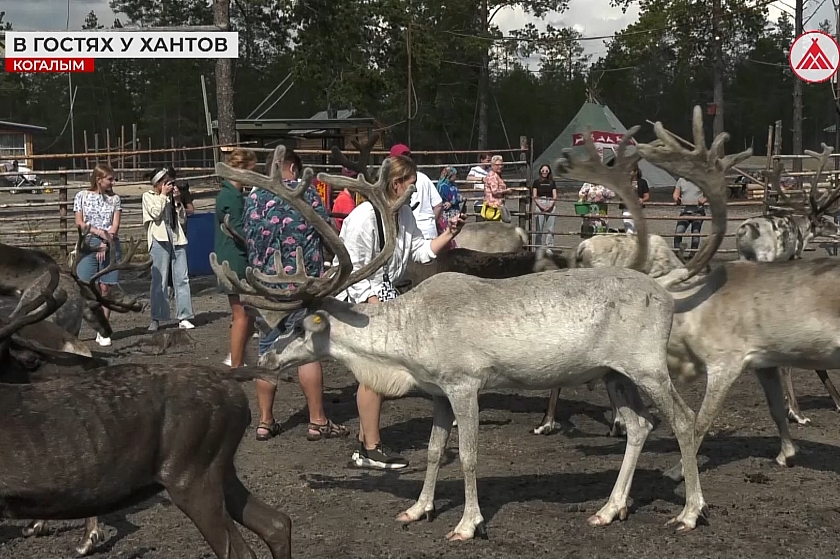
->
[210, 143, 409, 330]
[330, 131, 382, 183]
[773, 144, 840, 242]
[70, 225, 152, 336]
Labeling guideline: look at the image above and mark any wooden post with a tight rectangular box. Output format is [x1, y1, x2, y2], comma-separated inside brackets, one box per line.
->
[58, 166, 68, 259]
[106, 129, 111, 165]
[202, 138, 207, 168]
[764, 125, 773, 207]
[83, 130, 89, 169]
[171, 136, 176, 168]
[94, 133, 100, 164]
[120, 125, 125, 177]
[132, 123, 138, 181]
[148, 137, 152, 168]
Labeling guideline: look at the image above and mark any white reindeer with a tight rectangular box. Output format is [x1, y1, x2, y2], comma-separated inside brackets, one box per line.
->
[536, 131, 840, 489]
[211, 109, 744, 538]
[734, 151, 840, 425]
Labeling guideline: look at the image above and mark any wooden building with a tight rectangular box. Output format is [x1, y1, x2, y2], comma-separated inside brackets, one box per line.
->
[0, 120, 47, 170]
[235, 109, 384, 167]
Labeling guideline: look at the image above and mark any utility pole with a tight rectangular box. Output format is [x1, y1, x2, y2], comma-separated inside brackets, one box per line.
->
[477, 0, 489, 150]
[793, 0, 804, 174]
[835, 0, 840, 172]
[407, 3, 412, 145]
[711, 0, 725, 137]
[214, 0, 236, 145]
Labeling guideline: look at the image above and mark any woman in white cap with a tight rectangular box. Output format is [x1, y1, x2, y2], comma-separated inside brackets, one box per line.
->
[141, 168, 195, 331]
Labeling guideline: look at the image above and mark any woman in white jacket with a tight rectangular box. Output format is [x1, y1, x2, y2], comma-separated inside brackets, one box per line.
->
[141, 168, 195, 332]
[336, 154, 465, 470]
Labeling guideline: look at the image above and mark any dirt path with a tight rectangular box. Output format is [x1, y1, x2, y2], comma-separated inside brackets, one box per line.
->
[4, 272, 840, 559]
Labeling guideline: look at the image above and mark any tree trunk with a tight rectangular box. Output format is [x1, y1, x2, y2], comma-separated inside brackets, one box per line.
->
[477, 0, 489, 150]
[711, 0, 725, 138]
[214, 0, 236, 145]
[793, 0, 804, 173]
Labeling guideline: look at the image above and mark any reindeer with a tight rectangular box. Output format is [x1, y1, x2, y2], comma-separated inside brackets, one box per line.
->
[732, 150, 840, 425]
[535, 123, 840, 490]
[209, 109, 742, 538]
[0, 274, 292, 559]
[1, 227, 152, 557]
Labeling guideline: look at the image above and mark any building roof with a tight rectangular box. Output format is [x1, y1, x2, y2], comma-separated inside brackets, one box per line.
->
[235, 109, 374, 137]
[532, 102, 676, 189]
[0, 120, 48, 134]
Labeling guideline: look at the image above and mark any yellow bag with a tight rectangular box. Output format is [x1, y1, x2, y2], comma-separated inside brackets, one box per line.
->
[480, 202, 503, 221]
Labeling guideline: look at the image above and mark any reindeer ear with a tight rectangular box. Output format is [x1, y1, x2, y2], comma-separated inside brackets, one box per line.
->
[303, 311, 330, 333]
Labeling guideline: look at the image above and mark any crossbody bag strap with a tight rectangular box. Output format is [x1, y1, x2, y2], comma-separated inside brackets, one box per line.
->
[372, 205, 386, 254]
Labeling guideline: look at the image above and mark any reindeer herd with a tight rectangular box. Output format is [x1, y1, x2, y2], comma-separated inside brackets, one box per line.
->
[2, 106, 840, 557]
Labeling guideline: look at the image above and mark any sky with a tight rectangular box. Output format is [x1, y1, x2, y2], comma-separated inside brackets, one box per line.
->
[1, 0, 836, 63]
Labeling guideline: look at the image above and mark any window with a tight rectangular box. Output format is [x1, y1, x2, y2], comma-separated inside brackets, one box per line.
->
[0, 133, 26, 160]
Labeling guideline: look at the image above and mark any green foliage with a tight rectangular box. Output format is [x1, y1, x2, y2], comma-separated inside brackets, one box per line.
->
[4, 0, 838, 167]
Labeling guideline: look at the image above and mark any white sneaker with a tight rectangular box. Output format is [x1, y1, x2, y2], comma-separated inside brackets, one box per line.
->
[95, 333, 112, 347]
[148, 321, 159, 332]
[179, 320, 195, 330]
[223, 354, 232, 367]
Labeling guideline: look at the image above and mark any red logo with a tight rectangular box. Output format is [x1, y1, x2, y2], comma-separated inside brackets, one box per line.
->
[790, 31, 840, 83]
[4, 58, 95, 73]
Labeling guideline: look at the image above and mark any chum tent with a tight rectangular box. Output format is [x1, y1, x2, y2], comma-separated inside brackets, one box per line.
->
[532, 102, 677, 190]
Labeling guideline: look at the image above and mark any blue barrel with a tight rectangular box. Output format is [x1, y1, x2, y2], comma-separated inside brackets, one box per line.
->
[185, 212, 215, 277]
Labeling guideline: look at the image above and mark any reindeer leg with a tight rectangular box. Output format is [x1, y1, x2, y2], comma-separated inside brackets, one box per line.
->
[166, 474, 256, 559]
[664, 362, 741, 483]
[588, 371, 653, 526]
[607, 381, 627, 438]
[398, 395, 454, 524]
[782, 366, 810, 425]
[445, 389, 486, 542]
[754, 367, 798, 467]
[634, 368, 706, 532]
[815, 370, 840, 412]
[224, 468, 291, 559]
[532, 387, 560, 435]
[75, 517, 105, 557]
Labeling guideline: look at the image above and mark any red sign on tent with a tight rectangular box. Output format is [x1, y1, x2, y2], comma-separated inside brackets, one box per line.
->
[789, 30, 840, 83]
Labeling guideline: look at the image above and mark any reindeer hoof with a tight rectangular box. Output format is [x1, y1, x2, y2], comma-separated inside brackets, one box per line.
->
[23, 520, 46, 537]
[532, 422, 554, 435]
[587, 514, 612, 527]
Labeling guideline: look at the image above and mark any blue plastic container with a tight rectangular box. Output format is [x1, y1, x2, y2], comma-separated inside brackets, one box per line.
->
[185, 212, 215, 277]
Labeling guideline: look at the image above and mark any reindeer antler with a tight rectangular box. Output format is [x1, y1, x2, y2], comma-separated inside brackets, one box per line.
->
[221, 213, 247, 248]
[638, 105, 752, 284]
[210, 145, 412, 313]
[71, 225, 152, 313]
[0, 270, 68, 340]
[806, 144, 838, 219]
[331, 131, 381, 181]
[555, 126, 648, 272]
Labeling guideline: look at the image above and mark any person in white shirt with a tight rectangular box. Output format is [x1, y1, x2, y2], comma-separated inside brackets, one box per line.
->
[335, 154, 466, 470]
[466, 152, 492, 189]
[389, 143, 442, 239]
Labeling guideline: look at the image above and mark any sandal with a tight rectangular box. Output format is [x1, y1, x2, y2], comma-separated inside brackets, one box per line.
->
[256, 421, 281, 441]
[306, 419, 350, 441]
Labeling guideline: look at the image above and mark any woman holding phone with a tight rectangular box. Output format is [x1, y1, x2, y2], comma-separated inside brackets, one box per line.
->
[142, 168, 195, 332]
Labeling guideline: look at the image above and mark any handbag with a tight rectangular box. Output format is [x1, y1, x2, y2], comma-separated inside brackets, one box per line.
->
[372, 205, 399, 302]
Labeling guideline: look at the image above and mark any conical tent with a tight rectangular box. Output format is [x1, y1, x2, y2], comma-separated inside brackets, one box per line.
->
[533, 102, 676, 190]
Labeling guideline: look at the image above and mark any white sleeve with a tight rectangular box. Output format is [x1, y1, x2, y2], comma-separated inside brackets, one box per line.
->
[339, 207, 383, 303]
[429, 181, 442, 206]
[403, 208, 436, 264]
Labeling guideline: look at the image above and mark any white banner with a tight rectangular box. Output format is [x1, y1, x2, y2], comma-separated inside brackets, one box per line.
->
[6, 31, 239, 59]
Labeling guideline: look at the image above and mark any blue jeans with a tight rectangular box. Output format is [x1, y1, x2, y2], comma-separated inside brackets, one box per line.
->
[674, 207, 705, 251]
[76, 236, 122, 285]
[258, 309, 307, 357]
[149, 239, 194, 322]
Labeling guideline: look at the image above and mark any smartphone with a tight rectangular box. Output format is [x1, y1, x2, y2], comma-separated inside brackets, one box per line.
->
[459, 200, 468, 217]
